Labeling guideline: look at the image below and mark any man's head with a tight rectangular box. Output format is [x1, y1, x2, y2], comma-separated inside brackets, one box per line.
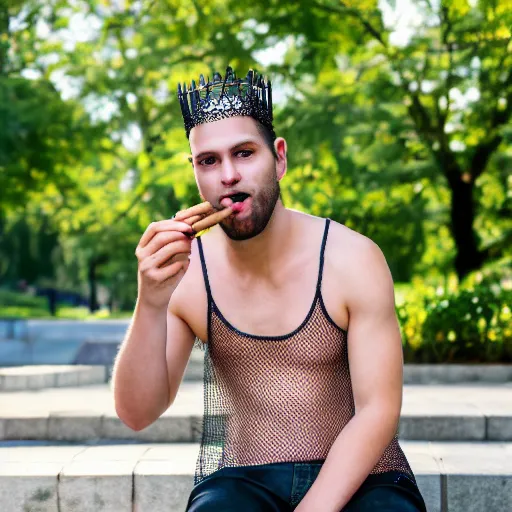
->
[189, 115, 287, 241]
[179, 66, 286, 241]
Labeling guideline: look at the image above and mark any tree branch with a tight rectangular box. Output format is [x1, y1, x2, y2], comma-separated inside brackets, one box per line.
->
[310, 1, 388, 49]
[471, 70, 512, 180]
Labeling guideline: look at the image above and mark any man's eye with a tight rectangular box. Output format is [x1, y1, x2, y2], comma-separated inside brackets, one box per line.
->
[199, 157, 216, 166]
[237, 150, 253, 158]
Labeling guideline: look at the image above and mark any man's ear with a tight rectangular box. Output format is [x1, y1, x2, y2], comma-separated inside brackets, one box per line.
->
[274, 137, 287, 181]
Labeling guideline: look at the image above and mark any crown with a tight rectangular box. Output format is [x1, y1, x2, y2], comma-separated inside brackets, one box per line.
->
[177, 66, 274, 139]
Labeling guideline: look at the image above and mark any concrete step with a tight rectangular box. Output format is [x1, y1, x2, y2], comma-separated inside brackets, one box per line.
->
[0, 365, 108, 391]
[2, 334, 511, 384]
[1, 382, 512, 443]
[0, 440, 511, 512]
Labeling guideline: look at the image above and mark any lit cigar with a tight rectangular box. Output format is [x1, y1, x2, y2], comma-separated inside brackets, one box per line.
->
[192, 206, 233, 234]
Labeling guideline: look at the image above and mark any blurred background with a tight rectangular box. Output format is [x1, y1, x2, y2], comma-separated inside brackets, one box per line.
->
[0, 0, 510, 363]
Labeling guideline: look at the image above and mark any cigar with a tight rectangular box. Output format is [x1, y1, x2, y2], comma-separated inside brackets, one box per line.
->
[192, 206, 233, 234]
[174, 201, 214, 222]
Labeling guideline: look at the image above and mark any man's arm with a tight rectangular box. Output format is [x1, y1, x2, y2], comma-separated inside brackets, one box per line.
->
[296, 237, 404, 512]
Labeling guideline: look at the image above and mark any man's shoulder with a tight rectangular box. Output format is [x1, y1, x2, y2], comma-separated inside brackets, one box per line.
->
[320, 217, 387, 282]
[314, 216, 377, 256]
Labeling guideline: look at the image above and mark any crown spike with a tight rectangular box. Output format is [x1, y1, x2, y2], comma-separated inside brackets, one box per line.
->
[221, 67, 230, 96]
[190, 83, 197, 112]
[180, 83, 191, 119]
[199, 74, 205, 86]
[213, 72, 222, 82]
[246, 70, 254, 97]
[267, 79, 273, 116]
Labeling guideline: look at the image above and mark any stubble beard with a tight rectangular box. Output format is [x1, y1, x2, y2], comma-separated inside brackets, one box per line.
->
[219, 172, 281, 241]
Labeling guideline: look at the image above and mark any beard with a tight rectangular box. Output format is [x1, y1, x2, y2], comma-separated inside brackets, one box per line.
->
[219, 173, 281, 241]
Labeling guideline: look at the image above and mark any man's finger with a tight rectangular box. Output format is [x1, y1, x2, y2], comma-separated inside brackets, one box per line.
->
[184, 214, 204, 226]
[139, 219, 193, 248]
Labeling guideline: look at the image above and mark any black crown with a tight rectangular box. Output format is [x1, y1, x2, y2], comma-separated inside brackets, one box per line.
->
[177, 66, 274, 139]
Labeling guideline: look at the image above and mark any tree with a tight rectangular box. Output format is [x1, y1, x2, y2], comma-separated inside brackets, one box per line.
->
[256, 0, 512, 280]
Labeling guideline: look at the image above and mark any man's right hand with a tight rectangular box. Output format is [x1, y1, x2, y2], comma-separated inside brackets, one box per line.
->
[135, 202, 214, 310]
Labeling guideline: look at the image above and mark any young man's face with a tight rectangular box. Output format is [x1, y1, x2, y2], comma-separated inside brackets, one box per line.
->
[189, 115, 287, 241]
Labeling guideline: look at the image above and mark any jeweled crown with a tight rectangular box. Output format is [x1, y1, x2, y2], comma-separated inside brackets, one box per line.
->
[177, 66, 274, 139]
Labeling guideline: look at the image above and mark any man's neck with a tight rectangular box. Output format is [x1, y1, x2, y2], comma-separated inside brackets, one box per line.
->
[220, 201, 295, 280]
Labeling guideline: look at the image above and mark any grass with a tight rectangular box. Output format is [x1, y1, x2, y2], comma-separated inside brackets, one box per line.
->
[0, 290, 132, 320]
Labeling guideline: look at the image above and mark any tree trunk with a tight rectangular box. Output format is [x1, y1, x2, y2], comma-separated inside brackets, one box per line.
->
[88, 254, 109, 312]
[449, 175, 485, 281]
[88, 259, 99, 313]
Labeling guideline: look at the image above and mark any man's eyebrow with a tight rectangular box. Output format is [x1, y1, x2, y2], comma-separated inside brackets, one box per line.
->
[193, 139, 259, 161]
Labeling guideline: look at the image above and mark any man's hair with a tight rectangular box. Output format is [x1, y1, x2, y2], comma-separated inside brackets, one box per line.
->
[255, 120, 278, 160]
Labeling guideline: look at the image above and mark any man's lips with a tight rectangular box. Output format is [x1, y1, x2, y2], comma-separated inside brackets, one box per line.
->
[220, 196, 249, 213]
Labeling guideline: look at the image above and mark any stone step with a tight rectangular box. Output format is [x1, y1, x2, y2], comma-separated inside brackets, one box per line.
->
[0, 365, 108, 391]
[2, 336, 511, 384]
[1, 382, 512, 443]
[0, 440, 511, 512]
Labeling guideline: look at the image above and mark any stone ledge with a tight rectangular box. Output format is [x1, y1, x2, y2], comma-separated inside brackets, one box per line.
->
[2, 412, 512, 442]
[403, 364, 512, 384]
[0, 365, 108, 391]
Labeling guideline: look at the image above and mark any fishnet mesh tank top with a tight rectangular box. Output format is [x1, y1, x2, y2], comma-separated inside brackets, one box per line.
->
[193, 218, 415, 486]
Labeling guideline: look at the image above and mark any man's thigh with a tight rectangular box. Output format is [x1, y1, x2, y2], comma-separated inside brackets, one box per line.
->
[343, 485, 424, 512]
[186, 475, 289, 512]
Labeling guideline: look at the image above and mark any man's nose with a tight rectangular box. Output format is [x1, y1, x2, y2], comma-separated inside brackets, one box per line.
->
[220, 158, 241, 187]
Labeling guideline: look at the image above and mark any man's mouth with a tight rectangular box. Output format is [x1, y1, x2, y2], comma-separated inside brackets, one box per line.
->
[229, 192, 250, 203]
[221, 192, 250, 206]
[220, 192, 251, 213]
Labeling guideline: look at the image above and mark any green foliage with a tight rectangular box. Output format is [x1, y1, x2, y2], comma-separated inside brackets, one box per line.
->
[1, 0, 510, 338]
[421, 285, 511, 363]
[397, 267, 512, 363]
[0, 290, 48, 318]
[0, 289, 46, 308]
[0, 306, 50, 318]
[0, 291, 132, 319]
[0, 76, 101, 215]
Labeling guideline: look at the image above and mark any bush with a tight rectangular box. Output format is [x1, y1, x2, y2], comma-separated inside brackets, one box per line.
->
[0, 290, 47, 309]
[397, 271, 512, 363]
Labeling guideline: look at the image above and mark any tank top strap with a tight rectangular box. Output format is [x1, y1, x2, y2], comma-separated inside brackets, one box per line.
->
[317, 218, 331, 293]
[196, 237, 213, 304]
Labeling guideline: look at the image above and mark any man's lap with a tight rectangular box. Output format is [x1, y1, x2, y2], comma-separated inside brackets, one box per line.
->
[186, 463, 426, 512]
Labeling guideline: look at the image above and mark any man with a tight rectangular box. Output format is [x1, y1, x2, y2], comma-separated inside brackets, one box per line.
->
[113, 66, 427, 511]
